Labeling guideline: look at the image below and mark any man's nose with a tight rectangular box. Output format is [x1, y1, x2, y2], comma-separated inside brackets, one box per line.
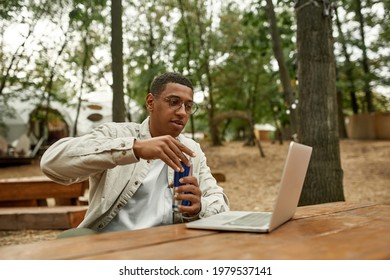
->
[176, 103, 187, 115]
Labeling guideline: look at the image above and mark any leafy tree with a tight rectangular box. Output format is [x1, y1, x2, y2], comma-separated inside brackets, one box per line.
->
[0, 1, 46, 97]
[70, 0, 109, 134]
[264, 0, 297, 138]
[213, 2, 274, 154]
[334, 3, 359, 114]
[335, 0, 388, 114]
[122, 0, 170, 119]
[1, 0, 388, 147]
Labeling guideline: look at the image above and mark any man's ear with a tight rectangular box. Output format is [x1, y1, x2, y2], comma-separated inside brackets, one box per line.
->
[145, 93, 154, 112]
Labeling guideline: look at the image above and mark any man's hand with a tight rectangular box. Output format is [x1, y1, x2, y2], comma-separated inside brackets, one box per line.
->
[133, 135, 196, 172]
[173, 176, 202, 216]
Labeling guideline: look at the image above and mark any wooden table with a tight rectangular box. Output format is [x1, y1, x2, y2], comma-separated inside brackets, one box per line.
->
[0, 202, 389, 260]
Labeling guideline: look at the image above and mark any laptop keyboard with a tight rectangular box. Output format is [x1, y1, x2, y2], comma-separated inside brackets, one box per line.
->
[225, 212, 271, 227]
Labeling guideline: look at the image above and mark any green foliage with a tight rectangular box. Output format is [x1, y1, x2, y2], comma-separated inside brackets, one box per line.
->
[0, 0, 24, 20]
[335, 0, 389, 113]
[0, 0, 388, 140]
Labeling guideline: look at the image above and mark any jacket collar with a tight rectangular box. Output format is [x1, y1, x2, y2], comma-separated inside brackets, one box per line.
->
[139, 117, 152, 140]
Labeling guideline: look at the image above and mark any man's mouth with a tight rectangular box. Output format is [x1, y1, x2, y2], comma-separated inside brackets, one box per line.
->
[171, 120, 184, 127]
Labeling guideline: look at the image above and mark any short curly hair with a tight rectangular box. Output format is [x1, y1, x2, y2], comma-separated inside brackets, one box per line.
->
[149, 72, 193, 97]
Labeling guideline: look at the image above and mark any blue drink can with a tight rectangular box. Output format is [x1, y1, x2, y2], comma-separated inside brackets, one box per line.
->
[172, 161, 192, 212]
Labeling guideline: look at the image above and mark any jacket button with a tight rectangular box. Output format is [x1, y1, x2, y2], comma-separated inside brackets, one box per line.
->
[135, 181, 139, 185]
[121, 143, 125, 147]
[122, 151, 126, 155]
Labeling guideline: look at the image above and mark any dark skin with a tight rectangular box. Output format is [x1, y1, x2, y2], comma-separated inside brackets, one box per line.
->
[132, 83, 201, 216]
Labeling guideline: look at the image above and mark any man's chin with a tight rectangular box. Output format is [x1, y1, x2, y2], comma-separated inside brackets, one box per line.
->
[170, 131, 181, 138]
[168, 122, 185, 136]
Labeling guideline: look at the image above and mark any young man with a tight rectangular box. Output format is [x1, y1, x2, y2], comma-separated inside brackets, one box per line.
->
[41, 72, 229, 233]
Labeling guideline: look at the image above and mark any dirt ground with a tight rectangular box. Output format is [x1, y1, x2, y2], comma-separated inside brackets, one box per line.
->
[0, 139, 389, 247]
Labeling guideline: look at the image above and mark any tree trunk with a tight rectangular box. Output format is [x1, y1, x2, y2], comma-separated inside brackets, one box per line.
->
[265, 0, 298, 137]
[42, 32, 69, 142]
[111, 0, 125, 122]
[334, 5, 359, 114]
[194, 0, 221, 146]
[73, 35, 89, 136]
[177, 0, 196, 139]
[296, 0, 345, 205]
[337, 87, 348, 139]
[355, 0, 374, 112]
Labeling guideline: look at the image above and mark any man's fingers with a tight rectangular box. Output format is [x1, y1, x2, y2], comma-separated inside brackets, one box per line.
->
[173, 177, 201, 215]
[175, 141, 196, 160]
[162, 137, 195, 170]
[161, 152, 183, 172]
[133, 136, 195, 170]
[167, 139, 194, 166]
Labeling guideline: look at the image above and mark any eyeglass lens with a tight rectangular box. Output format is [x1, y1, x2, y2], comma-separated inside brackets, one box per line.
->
[166, 97, 197, 114]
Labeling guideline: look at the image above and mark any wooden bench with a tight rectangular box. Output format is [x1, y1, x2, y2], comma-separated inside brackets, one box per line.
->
[0, 176, 88, 207]
[0, 176, 89, 230]
[0, 173, 223, 230]
[0, 206, 88, 230]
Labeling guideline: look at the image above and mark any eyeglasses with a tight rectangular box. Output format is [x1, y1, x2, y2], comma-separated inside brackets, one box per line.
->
[163, 96, 198, 114]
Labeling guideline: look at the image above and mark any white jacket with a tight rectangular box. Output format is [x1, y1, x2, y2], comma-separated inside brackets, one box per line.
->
[40, 117, 229, 231]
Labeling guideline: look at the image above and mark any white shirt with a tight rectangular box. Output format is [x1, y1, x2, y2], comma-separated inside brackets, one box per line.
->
[101, 159, 172, 232]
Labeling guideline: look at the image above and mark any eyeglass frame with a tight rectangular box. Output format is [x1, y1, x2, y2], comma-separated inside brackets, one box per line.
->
[162, 95, 198, 115]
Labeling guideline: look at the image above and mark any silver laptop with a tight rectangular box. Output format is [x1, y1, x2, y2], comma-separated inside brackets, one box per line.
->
[186, 141, 313, 233]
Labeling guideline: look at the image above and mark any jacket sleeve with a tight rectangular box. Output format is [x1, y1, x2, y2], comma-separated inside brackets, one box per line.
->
[40, 123, 139, 185]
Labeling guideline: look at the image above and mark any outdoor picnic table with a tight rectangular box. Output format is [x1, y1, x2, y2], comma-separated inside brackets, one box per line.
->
[0, 201, 388, 259]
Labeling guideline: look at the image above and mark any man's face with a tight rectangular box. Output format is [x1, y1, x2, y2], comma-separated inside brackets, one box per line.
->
[147, 82, 194, 138]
